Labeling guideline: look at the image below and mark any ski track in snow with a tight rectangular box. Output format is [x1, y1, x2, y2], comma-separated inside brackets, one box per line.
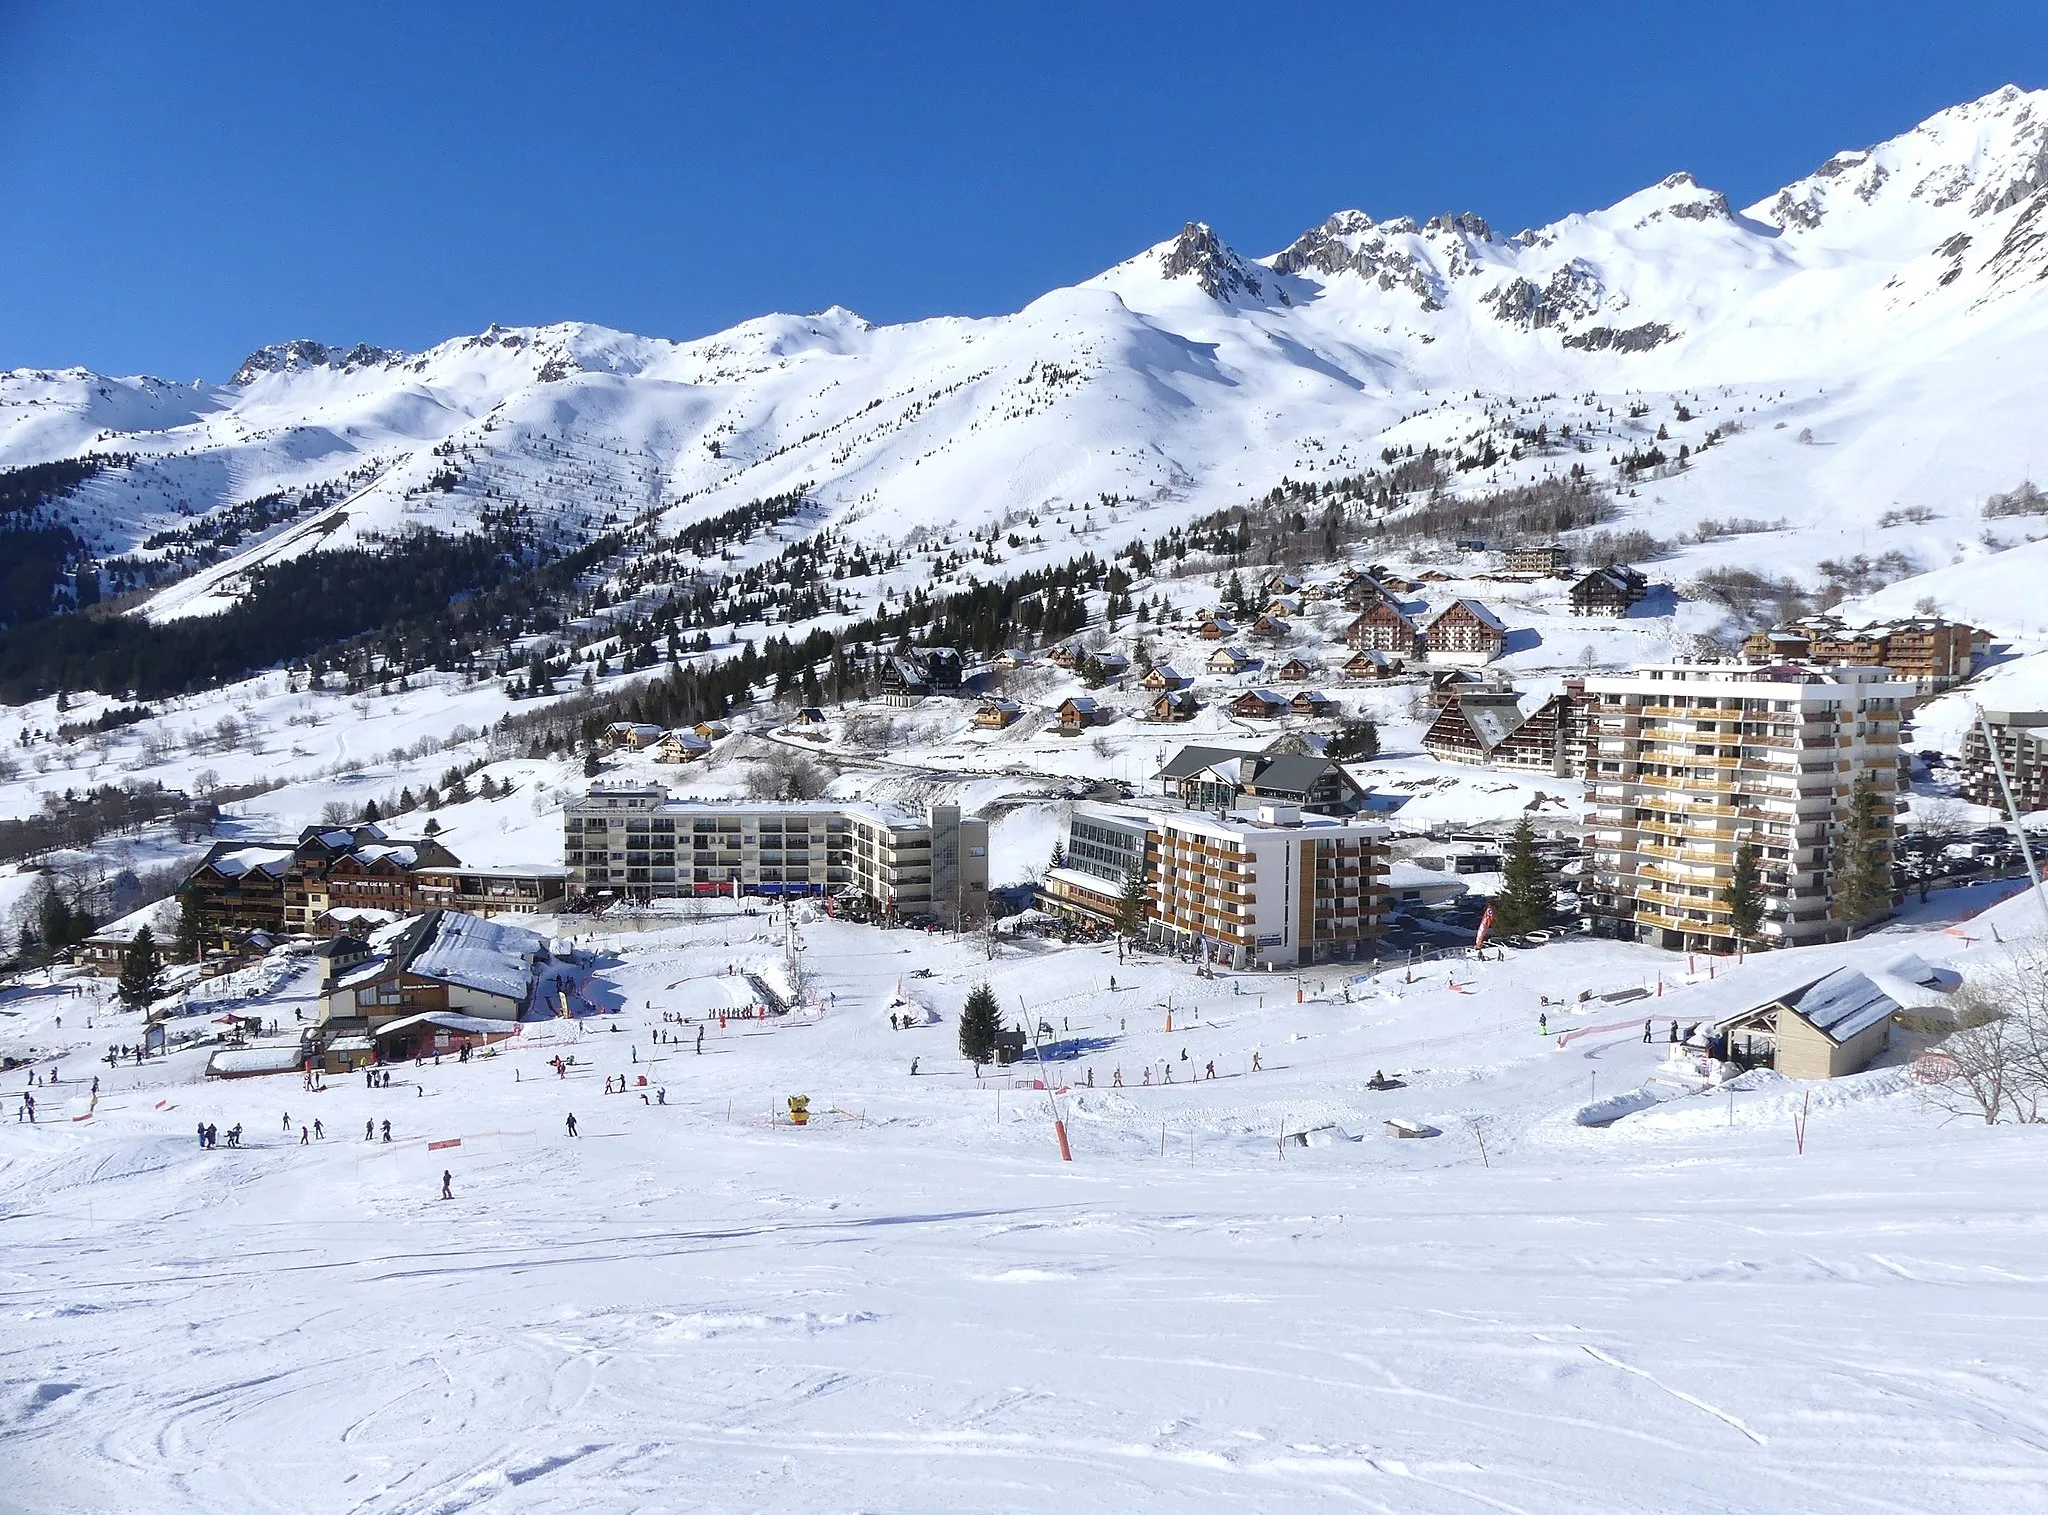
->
[6, 906, 2048, 1513]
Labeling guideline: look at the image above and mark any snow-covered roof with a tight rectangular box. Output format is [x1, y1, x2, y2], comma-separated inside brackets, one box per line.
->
[1387, 862, 1470, 893]
[203, 845, 295, 879]
[1782, 968, 1901, 1043]
[373, 1010, 521, 1037]
[1425, 597, 1506, 632]
[406, 912, 546, 1003]
[1043, 865, 1123, 900]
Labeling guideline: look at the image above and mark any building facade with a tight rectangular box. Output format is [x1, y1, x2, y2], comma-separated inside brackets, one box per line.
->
[1421, 599, 1506, 665]
[1740, 616, 1984, 689]
[1959, 709, 2048, 813]
[1582, 663, 1914, 953]
[562, 785, 989, 925]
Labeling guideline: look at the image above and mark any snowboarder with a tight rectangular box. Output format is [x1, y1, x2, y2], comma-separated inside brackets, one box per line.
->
[1539, 1012, 1548, 1035]
[440, 1170, 453, 1200]
[565, 1113, 579, 1137]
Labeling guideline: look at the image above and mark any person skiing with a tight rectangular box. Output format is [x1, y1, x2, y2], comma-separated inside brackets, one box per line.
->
[910, 1057, 920, 1076]
[282, 1112, 291, 1131]
[365, 1119, 374, 1142]
[565, 1112, 579, 1137]
[380, 1119, 392, 1143]
[696, 1027, 704, 1055]
[440, 1170, 453, 1201]
[300, 1125, 310, 1145]
[1205, 1060, 1216, 1080]
[1112, 1067, 1123, 1087]
[197, 1121, 207, 1147]
[313, 1119, 324, 1140]
[1539, 1011, 1548, 1035]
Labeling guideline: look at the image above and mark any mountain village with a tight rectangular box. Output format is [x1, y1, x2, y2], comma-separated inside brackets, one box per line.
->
[8, 79, 2048, 1515]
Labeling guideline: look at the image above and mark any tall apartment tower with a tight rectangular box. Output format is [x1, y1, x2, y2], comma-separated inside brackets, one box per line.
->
[1582, 663, 1915, 952]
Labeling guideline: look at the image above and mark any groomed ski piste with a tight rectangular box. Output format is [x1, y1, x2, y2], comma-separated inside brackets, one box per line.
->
[5, 879, 2047, 1514]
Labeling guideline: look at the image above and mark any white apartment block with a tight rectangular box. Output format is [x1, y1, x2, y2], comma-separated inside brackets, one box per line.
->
[563, 785, 988, 926]
[1582, 663, 1914, 952]
[1041, 801, 1389, 967]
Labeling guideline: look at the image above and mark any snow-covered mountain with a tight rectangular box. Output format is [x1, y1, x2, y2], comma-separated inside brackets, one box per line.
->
[7, 84, 2048, 629]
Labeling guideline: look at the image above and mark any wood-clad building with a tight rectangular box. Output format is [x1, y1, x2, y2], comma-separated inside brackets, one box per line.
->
[1569, 565, 1649, 616]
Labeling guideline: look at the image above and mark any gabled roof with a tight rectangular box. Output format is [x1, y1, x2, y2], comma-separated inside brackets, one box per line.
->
[1780, 968, 1901, 1043]
[1159, 743, 1256, 781]
[1425, 597, 1506, 632]
[194, 843, 295, 880]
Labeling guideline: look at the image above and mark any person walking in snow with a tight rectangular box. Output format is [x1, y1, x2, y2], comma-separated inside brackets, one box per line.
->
[565, 1112, 579, 1138]
[1643, 1019, 1653, 1043]
[1251, 1051, 1262, 1072]
[282, 1112, 292, 1131]
[1205, 1060, 1216, 1080]
[910, 1057, 920, 1076]
[696, 1027, 704, 1055]
[380, 1119, 392, 1143]
[440, 1170, 453, 1200]
[313, 1119, 323, 1140]
[300, 1125, 309, 1145]
[1112, 1067, 1123, 1087]
[1539, 1012, 1548, 1035]
[197, 1121, 207, 1146]
[365, 1119, 374, 1142]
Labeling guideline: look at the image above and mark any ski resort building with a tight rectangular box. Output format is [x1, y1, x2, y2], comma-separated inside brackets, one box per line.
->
[1569, 565, 1650, 616]
[562, 785, 989, 925]
[1582, 663, 1915, 952]
[1739, 616, 1985, 690]
[1502, 545, 1570, 575]
[1344, 599, 1422, 655]
[1421, 683, 1588, 777]
[1157, 743, 1368, 816]
[1042, 801, 1389, 966]
[1420, 599, 1507, 665]
[1959, 709, 2048, 813]
[314, 910, 559, 1061]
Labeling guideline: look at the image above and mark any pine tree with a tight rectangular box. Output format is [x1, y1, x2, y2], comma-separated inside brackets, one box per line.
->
[1832, 777, 1893, 932]
[1325, 717, 1379, 762]
[36, 886, 74, 955]
[958, 982, 1002, 1068]
[174, 891, 203, 963]
[361, 799, 381, 823]
[1725, 841, 1763, 943]
[582, 745, 601, 778]
[1117, 867, 1150, 938]
[1492, 818, 1554, 937]
[1049, 841, 1065, 870]
[117, 925, 160, 1008]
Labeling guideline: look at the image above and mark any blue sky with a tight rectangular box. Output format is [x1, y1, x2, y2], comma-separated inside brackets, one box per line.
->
[3, 1, 2043, 378]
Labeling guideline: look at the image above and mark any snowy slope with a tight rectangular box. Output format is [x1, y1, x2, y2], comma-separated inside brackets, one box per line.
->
[3, 86, 2048, 634]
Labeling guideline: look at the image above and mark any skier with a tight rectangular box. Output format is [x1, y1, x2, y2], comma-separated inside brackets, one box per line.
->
[910, 1057, 920, 1076]
[313, 1119, 324, 1140]
[380, 1119, 392, 1143]
[1539, 1011, 1548, 1035]
[1205, 1061, 1216, 1080]
[656, 1088, 665, 1105]
[365, 1119, 374, 1141]
[283, 1112, 292, 1131]
[300, 1125, 309, 1145]
[1112, 1067, 1123, 1087]
[696, 1027, 704, 1055]
[1251, 1051, 1262, 1072]
[197, 1121, 207, 1147]
[565, 1113, 579, 1138]
[440, 1170, 453, 1201]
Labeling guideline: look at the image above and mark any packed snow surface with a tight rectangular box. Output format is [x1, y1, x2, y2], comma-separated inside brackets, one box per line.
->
[6, 889, 2048, 1513]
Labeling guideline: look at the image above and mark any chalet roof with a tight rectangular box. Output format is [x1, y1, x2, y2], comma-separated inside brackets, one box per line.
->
[1235, 688, 1287, 706]
[1242, 753, 1349, 797]
[405, 911, 547, 1002]
[1424, 598, 1506, 633]
[197, 844, 295, 880]
[1158, 743, 1256, 781]
[1060, 696, 1100, 714]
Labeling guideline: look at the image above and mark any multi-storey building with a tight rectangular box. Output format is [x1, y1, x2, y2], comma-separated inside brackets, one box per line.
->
[562, 785, 988, 926]
[1420, 599, 1507, 665]
[1421, 681, 1589, 777]
[1149, 803, 1389, 967]
[1040, 800, 1389, 965]
[1959, 709, 2048, 814]
[1582, 663, 1915, 952]
[1740, 616, 1984, 690]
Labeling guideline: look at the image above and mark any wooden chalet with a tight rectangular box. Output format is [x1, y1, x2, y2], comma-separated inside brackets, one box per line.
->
[1197, 616, 1237, 641]
[1207, 645, 1253, 674]
[1147, 689, 1201, 723]
[1248, 614, 1290, 639]
[1420, 598, 1506, 665]
[1569, 564, 1649, 617]
[974, 698, 1023, 729]
[603, 722, 664, 750]
[1345, 599, 1421, 654]
[1420, 683, 1586, 777]
[1264, 572, 1302, 596]
[654, 730, 711, 763]
[1343, 648, 1405, 681]
[1265, 594, 1303, 618]
[1141, 664, 1191, 691]
[1160, 744, 1367, 815]
[1289, 689, 1338, 717]
[1275, 656, 1318, 683]
[1429, 668, 1485, 707]
[1056, 696, 1103, 733]
[1230, 689, 1289, 719]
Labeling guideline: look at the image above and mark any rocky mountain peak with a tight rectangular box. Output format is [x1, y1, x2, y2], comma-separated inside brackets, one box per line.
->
[1157, 222, 1269, 302]
[231, 339, 402, 386]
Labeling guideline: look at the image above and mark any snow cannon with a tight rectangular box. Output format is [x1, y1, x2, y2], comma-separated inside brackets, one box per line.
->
[787, 1094, 811, 1127]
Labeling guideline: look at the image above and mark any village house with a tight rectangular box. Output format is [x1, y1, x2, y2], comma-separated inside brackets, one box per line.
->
[1345, 599, 1421, 655]
[1420, 599, 1506, 665]
[1141, 664, 1191, 691]
[315, 910, 558, 1065]
[1265, 593, 1303, 618]
[1207, 645, 1254, 675]
[974, 697, 1022, 729]
[1569, 564, 1650, 616]
[992, 649, 1034, 671]
[603, 722, 665, 751]
[1716, 966, 1912, 1079]
[654, 729, 711, 764]
[1056, 696, 1103, 733]
[693, 719, 732, 742]
[1264, 572, 1302, 597]
[1343, 648, 1405, 681]
[1276, 656, 1318, 683]
[1739, 615, 1985, 689]
[1249, 614, 1291, 639]
[1147, 689, 1201, 723]
[1197, 615, 1237, 641]
[1230, 689, 1289, 719]
[1290, 689, 1338, 717]
[1087, 649, 1130, 681]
